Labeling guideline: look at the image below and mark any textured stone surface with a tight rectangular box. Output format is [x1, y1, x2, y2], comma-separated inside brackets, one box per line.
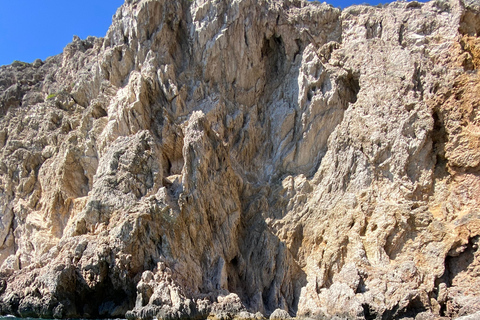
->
[1, 0, 480, 319]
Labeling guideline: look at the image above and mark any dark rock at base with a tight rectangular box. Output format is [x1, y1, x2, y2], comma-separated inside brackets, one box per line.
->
[0, 280, 5, 296]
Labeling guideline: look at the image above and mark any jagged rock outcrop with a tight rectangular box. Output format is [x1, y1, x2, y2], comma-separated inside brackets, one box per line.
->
[1, 0, 480, 319]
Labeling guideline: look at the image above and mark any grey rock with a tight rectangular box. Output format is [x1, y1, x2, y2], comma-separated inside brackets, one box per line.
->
[269, 309, 291, 320]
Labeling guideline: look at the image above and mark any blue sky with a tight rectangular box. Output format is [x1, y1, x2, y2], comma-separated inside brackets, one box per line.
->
[0, 0, 427, 67]
[0, 1, 123, 66]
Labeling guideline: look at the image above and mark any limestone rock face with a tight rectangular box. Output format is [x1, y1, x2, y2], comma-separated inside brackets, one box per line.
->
[1, 0, 480, 319]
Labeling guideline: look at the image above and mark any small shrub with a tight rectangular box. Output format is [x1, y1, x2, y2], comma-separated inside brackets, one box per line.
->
[12, 60, 28, 67]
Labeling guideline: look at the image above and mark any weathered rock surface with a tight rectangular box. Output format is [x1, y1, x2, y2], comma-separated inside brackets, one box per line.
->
[1, 0, 480, 319]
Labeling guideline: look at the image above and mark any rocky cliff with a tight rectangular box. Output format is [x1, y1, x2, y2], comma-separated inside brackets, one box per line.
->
[1, 0, 480, 319]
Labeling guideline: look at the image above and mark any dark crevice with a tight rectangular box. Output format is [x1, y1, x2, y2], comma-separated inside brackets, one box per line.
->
[0, 279, 6, 296]
[435, 236, 479, 317]
[293, 39, 302, 62]
[444, 236, 478, 287]
[412, 62, 425, 98]
[117, 48, 123, 62]
[431, 108, 448, 180]
[306, 90, 313, 102]
[356, 277, 367, 295]
[399, 24, 406, 47]
[261, 35, 287, 81]
[230, 256, 239, 267]
[362, 303, 378, 320]
[227, 209, 307, 317]
[339, 70, 360, 107]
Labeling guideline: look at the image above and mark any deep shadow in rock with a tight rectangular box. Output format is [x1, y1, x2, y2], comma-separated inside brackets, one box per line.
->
[225, 206, 307, 317]
[444, 236, 478, 288]
[431, 108, 449, 180]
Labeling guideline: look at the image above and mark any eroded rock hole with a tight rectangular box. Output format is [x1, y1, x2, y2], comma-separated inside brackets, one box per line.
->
[226, 255, 245, 297]
[339, 70, 360, 107]
[306, 90, 313, 102]
[230, 256, 239, 267]
[75, 264, 135, 318]
[261, 35, 287, 80]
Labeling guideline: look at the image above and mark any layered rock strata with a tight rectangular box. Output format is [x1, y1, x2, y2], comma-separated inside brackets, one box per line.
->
[0, 0, 480, 319]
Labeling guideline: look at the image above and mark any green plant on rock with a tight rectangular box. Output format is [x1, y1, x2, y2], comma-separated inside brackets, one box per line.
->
[12, 60, 28, 67]
[47, 93, 57, 100]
